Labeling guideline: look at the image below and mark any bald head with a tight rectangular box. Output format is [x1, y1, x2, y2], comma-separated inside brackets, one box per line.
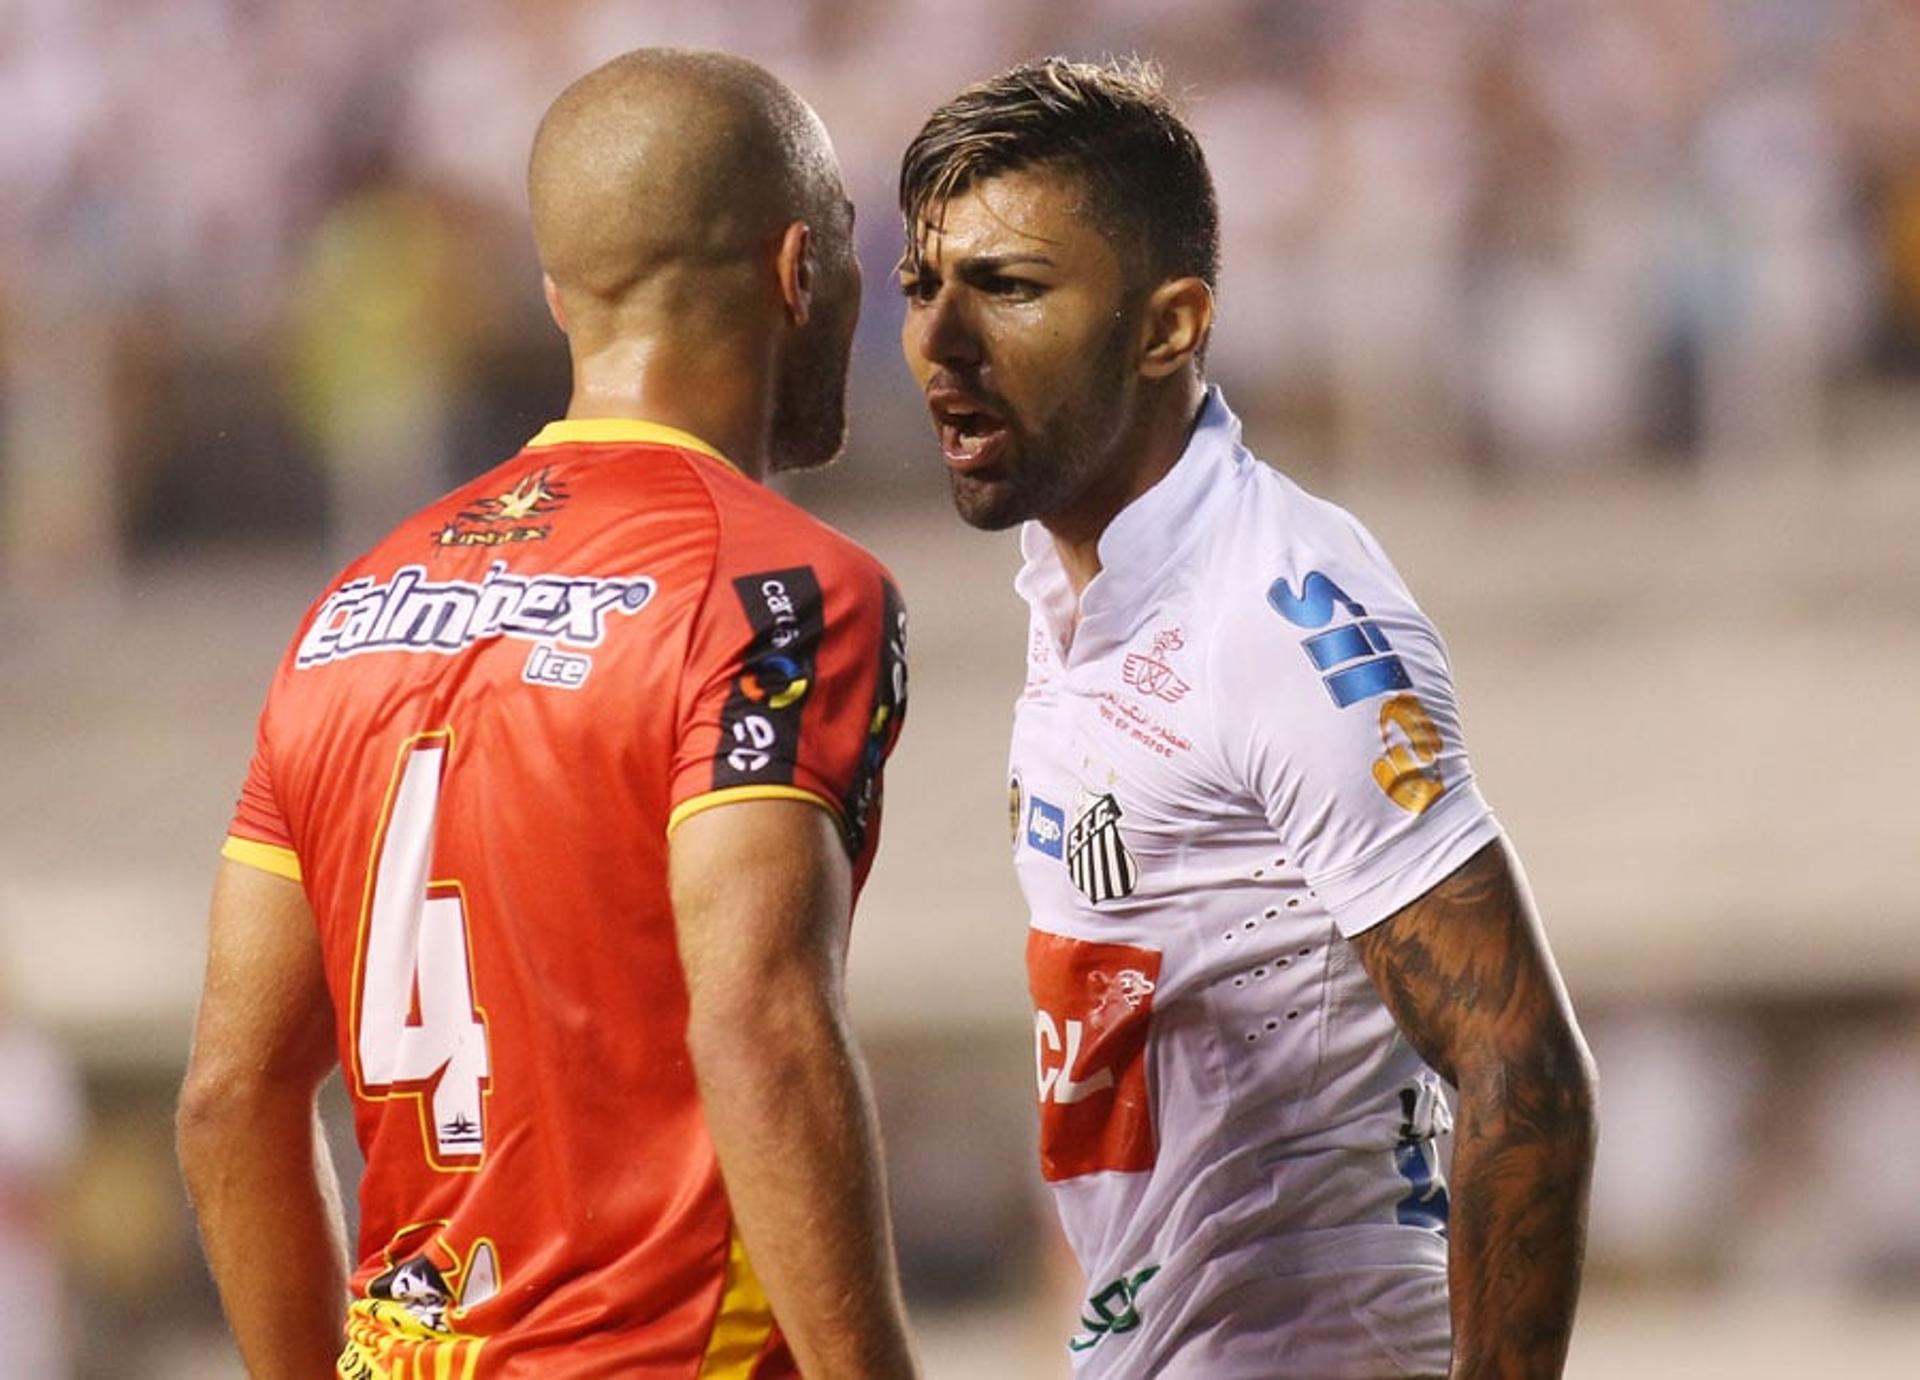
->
[529, 48, 847, 305]
[528, 50, 862, 476]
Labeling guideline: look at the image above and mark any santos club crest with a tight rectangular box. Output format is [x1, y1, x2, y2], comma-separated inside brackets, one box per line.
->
[1066, 792, 1139, 905]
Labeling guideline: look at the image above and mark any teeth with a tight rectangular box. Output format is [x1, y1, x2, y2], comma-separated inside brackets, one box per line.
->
[935, 404, 1000, 462]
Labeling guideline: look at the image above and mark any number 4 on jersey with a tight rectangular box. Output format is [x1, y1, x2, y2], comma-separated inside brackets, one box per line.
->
[353, 733, 492, 1169]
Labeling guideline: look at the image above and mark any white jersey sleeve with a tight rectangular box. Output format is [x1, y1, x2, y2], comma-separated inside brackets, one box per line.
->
[1205, 492, 1500, 937]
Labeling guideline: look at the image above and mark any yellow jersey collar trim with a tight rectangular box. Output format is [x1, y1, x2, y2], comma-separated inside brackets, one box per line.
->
[527, 418, 736, 472]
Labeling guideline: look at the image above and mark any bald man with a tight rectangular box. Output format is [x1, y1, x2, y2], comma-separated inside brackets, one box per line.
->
[178, 50, 920, 1379]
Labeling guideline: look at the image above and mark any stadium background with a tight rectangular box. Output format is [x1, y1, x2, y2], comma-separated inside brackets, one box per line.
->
[3, 1, 1918, 1375]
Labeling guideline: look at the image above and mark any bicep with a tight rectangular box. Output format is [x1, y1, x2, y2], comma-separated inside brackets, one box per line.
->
[1348, 837, 1589, 1091]
[186, 859, 337, 1092]
[668, 799, 852, 1016]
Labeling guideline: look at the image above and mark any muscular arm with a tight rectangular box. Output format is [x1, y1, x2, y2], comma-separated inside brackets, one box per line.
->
[177, 858, 349, 1377]
[669, 800, 919, 1380]
[1350, 837, 1597, 1380]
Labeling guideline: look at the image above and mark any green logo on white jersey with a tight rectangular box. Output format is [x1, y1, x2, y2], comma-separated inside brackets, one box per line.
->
[1068, 1264, 1161, 1353]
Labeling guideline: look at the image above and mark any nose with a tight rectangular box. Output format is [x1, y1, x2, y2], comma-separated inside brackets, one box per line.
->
[906, 284, 982, 373]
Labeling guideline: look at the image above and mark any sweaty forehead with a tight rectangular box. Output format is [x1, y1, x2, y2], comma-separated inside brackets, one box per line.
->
[911, 168, 1096, 264]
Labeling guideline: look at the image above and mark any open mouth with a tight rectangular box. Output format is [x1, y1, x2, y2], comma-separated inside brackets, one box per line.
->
[930, 394, 1012, 473]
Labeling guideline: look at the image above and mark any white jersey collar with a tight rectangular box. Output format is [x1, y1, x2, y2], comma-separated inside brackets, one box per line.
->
[1016, 385, 1249, 655]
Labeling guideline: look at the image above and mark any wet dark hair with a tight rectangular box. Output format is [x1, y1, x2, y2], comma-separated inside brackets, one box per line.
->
[898, 56, 1219, 291]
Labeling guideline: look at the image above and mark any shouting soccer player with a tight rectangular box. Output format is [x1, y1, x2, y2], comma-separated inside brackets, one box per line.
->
[178, 50, 919, 1379]
[899, 60, 1596, 1379]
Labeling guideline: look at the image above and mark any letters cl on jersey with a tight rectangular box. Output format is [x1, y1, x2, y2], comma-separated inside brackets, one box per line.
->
[1027, 931, 1161, 1182]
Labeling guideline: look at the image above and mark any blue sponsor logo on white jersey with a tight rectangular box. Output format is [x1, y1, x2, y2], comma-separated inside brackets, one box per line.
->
[1027, 796, 1066, 859]
[1268, 570, 1412, 708]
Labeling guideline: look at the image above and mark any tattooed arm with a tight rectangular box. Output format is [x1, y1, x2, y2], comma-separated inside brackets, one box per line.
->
[1350, 837, 1597, 1380]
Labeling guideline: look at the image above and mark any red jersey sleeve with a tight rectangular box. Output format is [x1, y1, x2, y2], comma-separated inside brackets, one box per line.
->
[670, 515, 908, 878]
[222, 707, 304, 882]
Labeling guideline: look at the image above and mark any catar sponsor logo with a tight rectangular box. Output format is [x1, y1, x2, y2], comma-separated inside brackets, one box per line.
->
[754, 575, 807, 650]
[297, 562, 655, 668]
[714, 566, 825, 791]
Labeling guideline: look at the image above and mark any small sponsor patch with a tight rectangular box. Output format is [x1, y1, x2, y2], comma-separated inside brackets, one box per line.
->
[714, 568, 823, 788]
[1121, 627, 1190, 703]
[434, 468, 569, 547]
[1065, 792, 1137, 904]
[1069, 1265, 1161, 1354]
[522, 642, 592, 689]
[1026, 795, 1066, 858]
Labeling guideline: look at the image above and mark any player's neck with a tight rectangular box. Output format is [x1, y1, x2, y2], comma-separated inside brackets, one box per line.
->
[1045, 375, 1208, 600]
[564, 334, 776, 481]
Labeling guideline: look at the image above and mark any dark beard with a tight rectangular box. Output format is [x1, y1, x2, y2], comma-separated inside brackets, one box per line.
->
[768, 345, 850, 474]
[769, 281, 856, 475]
[947, 315, 1134, 531]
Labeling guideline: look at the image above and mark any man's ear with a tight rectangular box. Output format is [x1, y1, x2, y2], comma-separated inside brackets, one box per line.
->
[774, 221, 813, 328]
[1137, 277, 1214, 379]
[542, 273, 569, 335]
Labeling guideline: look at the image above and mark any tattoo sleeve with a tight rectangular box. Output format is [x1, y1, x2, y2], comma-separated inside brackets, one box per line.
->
[1351, 838, 1598, 1380]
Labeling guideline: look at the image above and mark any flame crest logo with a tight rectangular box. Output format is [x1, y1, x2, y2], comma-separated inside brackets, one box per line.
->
[435, 469, 571, 547]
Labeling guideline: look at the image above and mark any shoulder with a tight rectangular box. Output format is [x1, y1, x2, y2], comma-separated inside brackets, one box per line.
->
[1198, 464, 1406, 643]
[1194, 464, 1453, 745]
[692, 460, 898, 601]
[1222, 461, 1408, 595]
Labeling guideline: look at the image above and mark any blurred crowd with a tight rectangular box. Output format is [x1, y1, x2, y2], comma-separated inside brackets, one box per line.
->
[5, 6, 1920, 1375]
[3, 0, 1920, 576]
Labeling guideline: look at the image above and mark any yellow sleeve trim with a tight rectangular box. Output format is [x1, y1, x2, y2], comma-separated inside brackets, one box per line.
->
[667, 785, 842, 837]
[526, 417, 737, 471]
[221, 836, 303, 882]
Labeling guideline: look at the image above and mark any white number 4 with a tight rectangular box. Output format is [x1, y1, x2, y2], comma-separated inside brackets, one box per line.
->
[353, 735, 491, 1168]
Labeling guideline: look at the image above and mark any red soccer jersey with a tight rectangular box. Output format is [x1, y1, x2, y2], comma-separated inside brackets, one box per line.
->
[224, 419, 907, 1379]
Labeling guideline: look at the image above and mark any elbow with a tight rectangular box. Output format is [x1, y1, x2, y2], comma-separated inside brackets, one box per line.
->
[175, 1056, 273, 1173]
[1547, 1018, 1600, 1133]
[1543, 1027, 1600, 1168]
[1459, 1021, 1600, 1160]
[176, 1061, 237, 1161]
[1542, 1047, 1600, 1175]
[175, 1075, 227, 1188]
[1566, 1031, 1600, 1154]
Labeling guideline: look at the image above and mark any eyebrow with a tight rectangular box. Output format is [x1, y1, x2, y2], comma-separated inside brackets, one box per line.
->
[897, 252, 1056, 278]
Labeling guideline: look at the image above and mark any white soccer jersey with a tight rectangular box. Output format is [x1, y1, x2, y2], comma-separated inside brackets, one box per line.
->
[1009, 388, 1501, 1378]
